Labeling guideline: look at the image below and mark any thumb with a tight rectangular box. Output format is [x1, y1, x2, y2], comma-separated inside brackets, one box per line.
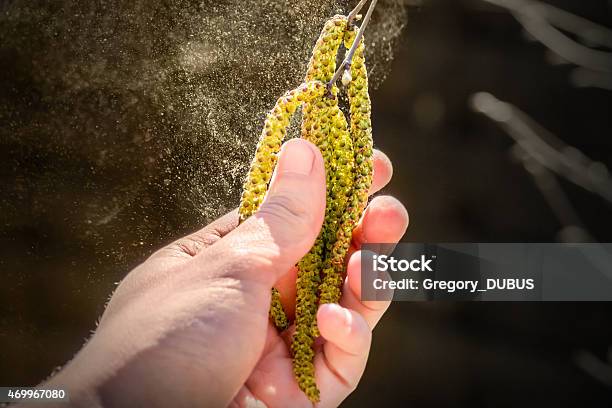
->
[209, 138, 326, 285]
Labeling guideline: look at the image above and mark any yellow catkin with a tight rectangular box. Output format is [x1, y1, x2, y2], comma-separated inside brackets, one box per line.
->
[315, 95, 355, 307]
[290, 15, 349, 403]
[319, 27, 373, 305]
[239, 14, 374, 405]
[331, 27, 375, 301]
[238, 81, 326, 331]
[292, 90, 354, 403]
[345, 28, 373, 225]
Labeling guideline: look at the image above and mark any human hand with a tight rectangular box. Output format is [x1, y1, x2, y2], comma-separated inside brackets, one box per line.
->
[44, 139, 408, 408]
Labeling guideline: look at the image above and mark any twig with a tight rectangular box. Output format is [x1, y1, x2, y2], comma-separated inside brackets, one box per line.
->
[348, 0, 369, 25]
[471, 92, 612, 204]
[473, 92, 612, 278]
[327, 0, 378, 92]
[515, 8, 612, 73]
[482, 0, 612, 49]
[481, 0, 612, 72]
[512, 145, 591, 238]
[516, 147, 612, 280]
[574, 350, 612, 388]
[571, 67, 612, 90]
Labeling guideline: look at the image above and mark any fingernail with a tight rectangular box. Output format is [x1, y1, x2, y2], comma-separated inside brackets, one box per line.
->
[245, 396, 268, 408]
[279, 139, 315, 176]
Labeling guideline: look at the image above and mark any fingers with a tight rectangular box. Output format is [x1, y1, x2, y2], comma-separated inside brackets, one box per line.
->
[341, 196, 407, 329]
[350, 195, 409, 255]
[340, 251, 392, 329]
[206, 139, 326, 286]
[369, 149, 393, 195]
[315, 304, 371, 408]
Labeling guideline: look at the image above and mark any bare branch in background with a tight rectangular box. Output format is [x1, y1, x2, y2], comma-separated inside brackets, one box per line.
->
[511, 144, 593, 241]
[472, 92, 612, 282]
[471, 92, 612, 204]
[481, 0, 612, 73]
[514, 146, 612, 277]
[532, 2, 612, 49]
[467, 2, 612, 388]
[571, 67, 612, 90]
[574, 349, 612, 388]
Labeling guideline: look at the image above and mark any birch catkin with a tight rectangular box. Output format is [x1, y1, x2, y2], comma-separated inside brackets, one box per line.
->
[291, 15, 354, 401]
[239, 81, 328, 222]
[319, 26, 374, 305]
[238, 13, 374, 404]
[238, 81, 326, 330]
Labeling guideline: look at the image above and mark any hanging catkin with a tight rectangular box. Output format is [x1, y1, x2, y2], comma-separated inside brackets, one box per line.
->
[239, 13, 373, 403]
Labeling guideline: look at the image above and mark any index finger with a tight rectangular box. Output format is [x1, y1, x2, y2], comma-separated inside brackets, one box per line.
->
[153, 209, 239, 259]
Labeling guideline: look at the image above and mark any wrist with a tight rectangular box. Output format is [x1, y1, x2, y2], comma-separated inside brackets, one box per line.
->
[40, 364, 103, 408]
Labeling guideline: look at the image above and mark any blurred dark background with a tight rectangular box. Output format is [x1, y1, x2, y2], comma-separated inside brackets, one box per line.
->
[2, 0, 612, 406]
[349, 1, 612, 406]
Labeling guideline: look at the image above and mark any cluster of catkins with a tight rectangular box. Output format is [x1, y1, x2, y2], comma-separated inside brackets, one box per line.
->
[239, 14, 373, 403]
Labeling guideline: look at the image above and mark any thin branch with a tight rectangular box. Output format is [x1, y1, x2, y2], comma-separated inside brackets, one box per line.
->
[328, 0, 378, 91]
[534, 2, 612, 49]
[512, 145, 590, 236]
[471, 92, 612, 204]
[482, 0, 612, 49]
[571, 67, 612, 90]
[348, 0, 369, 25]
[515, 9, 612, 73]
[574, 350, 612, 388]
[481, 0, 612, 72]
[513, 145, 612, 281]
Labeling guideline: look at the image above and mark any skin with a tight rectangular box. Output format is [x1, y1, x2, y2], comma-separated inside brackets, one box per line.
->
[39, 139, 408, 408]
